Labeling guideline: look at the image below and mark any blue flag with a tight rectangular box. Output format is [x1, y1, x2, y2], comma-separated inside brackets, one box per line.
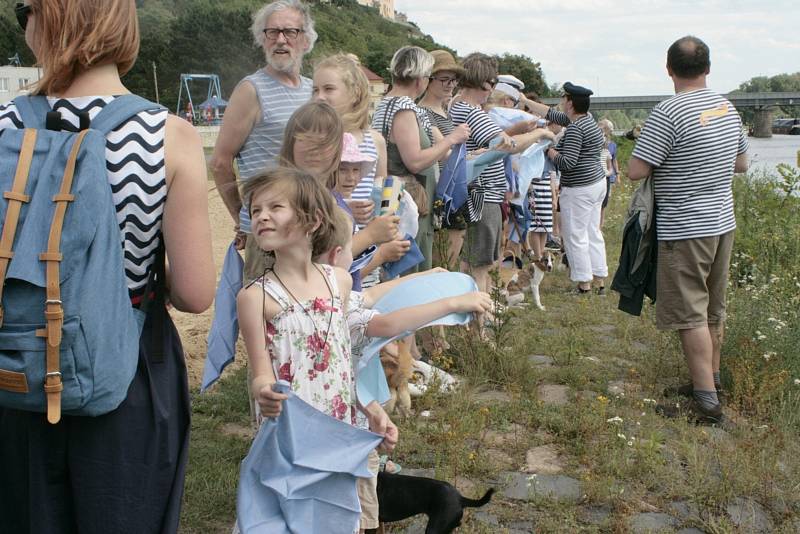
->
[201, 242, 244, 392]
[237, 381, 383, 534]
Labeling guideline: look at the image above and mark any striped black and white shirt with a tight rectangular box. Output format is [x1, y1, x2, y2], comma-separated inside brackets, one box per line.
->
[546, 108, 605, 188]
[450, 101, 506, 221]
[0, 96, 167, 302]
[632, 88, 748, 241]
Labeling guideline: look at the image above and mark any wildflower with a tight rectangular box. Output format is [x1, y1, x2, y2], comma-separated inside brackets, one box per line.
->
[794, 379, 800, 386]
[627, 440, 634, 446]
[617, 433, 626, 440]
[763, 352, 776, 361]
[606, 416, 623, 424]
[596, 395, 609, 404]
[643, 398, 657, 404]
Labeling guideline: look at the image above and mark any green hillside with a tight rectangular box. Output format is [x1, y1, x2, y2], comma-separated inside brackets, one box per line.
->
[0, 0, 549, 110]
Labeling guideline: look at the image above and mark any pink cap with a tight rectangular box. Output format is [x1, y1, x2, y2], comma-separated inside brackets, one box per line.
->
[340, 132, 377, 177]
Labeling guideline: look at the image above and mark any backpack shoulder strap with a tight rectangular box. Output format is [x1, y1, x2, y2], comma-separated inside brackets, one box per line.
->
[89, 95, 166, 135]
[13, 95, 51, 129]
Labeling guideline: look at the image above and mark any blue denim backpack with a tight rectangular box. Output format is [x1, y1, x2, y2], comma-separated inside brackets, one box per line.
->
[0, 95, 164, 423]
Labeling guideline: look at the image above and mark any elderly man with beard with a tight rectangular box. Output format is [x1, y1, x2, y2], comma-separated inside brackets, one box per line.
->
[211, 0, 316, 280]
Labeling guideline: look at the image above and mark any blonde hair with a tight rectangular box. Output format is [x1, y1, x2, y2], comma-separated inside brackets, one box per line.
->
[29, 0, 139, 95]
[279, 101, 344, 189]
[329, 207, 354, 250]
[315, 53, 371, 131]
[242, 167, 338, 258]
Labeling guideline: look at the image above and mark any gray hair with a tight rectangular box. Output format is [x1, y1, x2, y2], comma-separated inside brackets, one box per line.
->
[390, 46, 435, 83]
[251, 0, 318, 51]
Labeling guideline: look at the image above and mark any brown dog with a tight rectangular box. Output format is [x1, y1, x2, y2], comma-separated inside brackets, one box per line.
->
[380, 337, 413, 418]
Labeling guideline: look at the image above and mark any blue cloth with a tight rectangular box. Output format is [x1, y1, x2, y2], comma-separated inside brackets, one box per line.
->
[201, 242, 244, 392]
[237, 381, 383, 534]
[435, 143, 468, 223]
[488, 107, 535, 130]
[382, 235, 424, 279]
[355, 272, 478, 406]
[466, 149, 507, 184]
[510, 140, 551, 207]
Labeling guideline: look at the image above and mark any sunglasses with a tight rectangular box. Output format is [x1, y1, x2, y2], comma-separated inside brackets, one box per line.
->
[15, 3, 31, 31]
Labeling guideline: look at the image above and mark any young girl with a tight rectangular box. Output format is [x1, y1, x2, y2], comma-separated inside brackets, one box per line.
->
[279, 102, 400, 291]
[237, 167, 397, 450]
[314, 53, 409, 288]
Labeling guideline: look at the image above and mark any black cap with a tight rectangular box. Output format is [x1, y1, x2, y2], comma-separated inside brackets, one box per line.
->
[562, 81, 593, 97]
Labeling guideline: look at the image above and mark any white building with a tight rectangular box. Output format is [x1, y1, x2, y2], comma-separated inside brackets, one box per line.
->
[0, 66, 41, 102]
[356, 0, 394, 20]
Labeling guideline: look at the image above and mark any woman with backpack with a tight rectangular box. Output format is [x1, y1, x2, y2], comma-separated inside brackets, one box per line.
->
[0, 1, 215, 532]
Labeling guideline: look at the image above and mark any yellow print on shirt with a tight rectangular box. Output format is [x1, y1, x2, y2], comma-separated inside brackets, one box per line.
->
[699, 103, 729, 126]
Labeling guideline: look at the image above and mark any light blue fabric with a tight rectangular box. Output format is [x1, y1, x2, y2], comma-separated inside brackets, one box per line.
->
[349, 245, 377, 275]
[355, 272, 478, 406]
[488, 107, 535, 130]
[466, 149, 508, 184]
[0, 95, 161, 416]
[237, 381, 383, 534]
[510, 141, 551, 207]
[201, 242, 244, 392]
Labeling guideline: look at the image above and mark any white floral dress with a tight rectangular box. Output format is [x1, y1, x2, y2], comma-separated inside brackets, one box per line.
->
[256, 264, 356, 424]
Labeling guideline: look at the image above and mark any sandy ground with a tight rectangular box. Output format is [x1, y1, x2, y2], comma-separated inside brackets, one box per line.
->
[173, 186, 243, 389]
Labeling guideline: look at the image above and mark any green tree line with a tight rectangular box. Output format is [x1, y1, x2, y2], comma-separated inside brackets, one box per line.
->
[1, 0, 550, 110]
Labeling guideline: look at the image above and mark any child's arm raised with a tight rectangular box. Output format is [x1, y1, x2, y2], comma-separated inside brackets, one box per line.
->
[365, 291, 492, 338]
[237, 284, 287, 418]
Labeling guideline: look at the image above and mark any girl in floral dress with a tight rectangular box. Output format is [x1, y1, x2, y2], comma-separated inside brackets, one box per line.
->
[237, 167, 397, 449]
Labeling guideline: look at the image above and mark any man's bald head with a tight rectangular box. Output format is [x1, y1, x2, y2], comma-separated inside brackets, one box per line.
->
[667, 36, 710, 79]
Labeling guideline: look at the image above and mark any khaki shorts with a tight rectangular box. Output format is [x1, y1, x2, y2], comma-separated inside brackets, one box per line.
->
[356, 450, 380, 530]
[656, 230, 734, 330]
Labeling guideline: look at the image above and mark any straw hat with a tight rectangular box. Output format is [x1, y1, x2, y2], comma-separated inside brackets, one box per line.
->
[430, 50, 465, 76]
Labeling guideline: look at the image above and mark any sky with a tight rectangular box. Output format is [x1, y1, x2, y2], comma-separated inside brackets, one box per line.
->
[394, 0, 800, 96]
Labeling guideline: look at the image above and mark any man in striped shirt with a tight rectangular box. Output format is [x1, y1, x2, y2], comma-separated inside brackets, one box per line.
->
[211, 0, 315, 280]
[526, 82, 608, 293]
[628, 36, 749, 426]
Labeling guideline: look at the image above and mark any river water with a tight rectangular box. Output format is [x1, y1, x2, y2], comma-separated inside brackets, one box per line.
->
[747, 134, 800, 175]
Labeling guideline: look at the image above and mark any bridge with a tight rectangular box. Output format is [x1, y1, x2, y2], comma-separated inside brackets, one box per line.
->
[541, 92, 800, 137]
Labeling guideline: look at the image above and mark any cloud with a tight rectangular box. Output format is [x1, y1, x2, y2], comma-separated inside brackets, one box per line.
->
[394, 0, 800, 95]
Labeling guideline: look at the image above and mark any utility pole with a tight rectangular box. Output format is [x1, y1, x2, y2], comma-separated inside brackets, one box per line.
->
[152, 61, 160, 104]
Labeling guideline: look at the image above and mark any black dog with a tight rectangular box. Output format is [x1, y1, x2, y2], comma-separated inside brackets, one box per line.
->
[371, 471, 494, 534]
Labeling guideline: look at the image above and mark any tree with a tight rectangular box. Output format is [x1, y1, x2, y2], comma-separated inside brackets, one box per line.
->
[733, 72, 800, 123]
[494, 53, 550, 97]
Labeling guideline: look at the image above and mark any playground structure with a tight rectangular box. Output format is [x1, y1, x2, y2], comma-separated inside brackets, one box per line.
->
[176, 73, 228, 126]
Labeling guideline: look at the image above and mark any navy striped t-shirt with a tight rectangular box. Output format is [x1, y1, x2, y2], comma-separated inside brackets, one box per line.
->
[632, 88, 748, 241]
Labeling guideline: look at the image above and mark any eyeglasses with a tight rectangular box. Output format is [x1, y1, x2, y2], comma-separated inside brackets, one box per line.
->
[430, 76, 458, 86]
[263, 27, 304, 41]
[14, 3, 31, 31]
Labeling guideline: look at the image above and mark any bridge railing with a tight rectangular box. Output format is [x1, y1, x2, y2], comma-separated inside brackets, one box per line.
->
[540, 92, 800, 111]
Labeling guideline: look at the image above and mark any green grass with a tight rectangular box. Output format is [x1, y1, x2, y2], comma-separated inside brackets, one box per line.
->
[181, 161, 800, 533]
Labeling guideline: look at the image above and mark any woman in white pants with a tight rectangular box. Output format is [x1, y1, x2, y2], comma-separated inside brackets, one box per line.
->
[523, 82, 608, 293]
